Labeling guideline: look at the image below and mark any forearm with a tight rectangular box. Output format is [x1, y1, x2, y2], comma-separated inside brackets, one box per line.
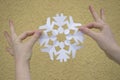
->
[4, 21, 41, 80]
[15, 59, 31, 80]
[104, 44, 120, 64]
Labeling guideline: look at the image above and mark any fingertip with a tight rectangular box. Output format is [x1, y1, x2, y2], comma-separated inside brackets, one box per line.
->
[35, 30, 42, 37]
[4, 31, 6, 36]
[89, 5, 91, 9]
[79, 27, 92, 35]
[4, 31, 7, 38]
[4, 31, 6, 34]
[100, 8, 104, 13]
[79, 27, 88, 34]
[9, 19, 11, 23]
[100, 8, 102, 12]
[89, 5, 93, 14]
[3, 31, 8, 35]
[79, 26, 84, 31]
[80, 28, 89, 35]
[39, 29, 44, 33]
[101, 8, 104, 11]
[89, 5, 93, 9]
[9, 19, 12, 24]
[39, 29, 43, 33]
[9, 19, 14, 26]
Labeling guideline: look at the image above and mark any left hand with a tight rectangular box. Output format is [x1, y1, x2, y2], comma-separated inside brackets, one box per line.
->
[79, 5, 118, 52]
[4, 20, 42, 62]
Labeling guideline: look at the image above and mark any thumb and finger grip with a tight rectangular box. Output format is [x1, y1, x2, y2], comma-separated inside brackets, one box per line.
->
[82, 22, 103, 30]
[79, 27, 98, 41]
[27, 30, 42, 47]
[18, 31, 35, 41]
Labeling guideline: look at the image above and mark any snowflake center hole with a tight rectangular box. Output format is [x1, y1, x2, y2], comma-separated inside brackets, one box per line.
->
[57, 33, 66, 42]
[62, 24, 68, 30]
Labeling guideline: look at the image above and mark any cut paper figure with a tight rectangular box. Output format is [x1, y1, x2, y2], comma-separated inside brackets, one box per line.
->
[39, 13, 84, 62]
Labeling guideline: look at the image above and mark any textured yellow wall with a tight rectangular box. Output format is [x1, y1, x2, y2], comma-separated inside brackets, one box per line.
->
[0, 0, 120, 80]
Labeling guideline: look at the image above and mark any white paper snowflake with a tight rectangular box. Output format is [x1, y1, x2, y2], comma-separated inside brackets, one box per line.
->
[39, 13, 84, 62]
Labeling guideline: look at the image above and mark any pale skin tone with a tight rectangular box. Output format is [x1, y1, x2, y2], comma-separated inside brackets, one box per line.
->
[4, 5, 120, 80]
[4, 20, 42, 80]
[79, 6, 120, 64]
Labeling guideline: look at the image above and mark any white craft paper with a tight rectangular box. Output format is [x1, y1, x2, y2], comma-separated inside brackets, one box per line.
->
[39, 13, 84, 62]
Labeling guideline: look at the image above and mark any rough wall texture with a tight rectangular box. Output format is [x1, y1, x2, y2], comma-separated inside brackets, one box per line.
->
[0, 0, 120, 80]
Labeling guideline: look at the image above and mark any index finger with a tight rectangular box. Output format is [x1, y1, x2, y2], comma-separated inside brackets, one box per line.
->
[89, 5, 101, 22]
[9, 20, 17, 39]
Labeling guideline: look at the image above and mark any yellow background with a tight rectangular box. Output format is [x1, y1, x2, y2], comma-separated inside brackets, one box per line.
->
[0, 0, 120, 80]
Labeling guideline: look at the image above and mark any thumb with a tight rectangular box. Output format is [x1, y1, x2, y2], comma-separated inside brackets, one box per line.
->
[27, 30, 42, 47]
[79, 27, 97, 40]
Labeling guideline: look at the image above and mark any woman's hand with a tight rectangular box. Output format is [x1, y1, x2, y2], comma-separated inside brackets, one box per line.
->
[79, 5, 118, 51]
[4, 20, 42, 62]
[79, 5, 120, 64]
[4, 20, 42, 80]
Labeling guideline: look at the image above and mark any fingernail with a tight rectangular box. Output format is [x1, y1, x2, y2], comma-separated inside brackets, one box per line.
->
[79, 26, 84, 30]
[9, 19, 12, 23]
[89, 5, 91, 8]
[36, 30, 42, 35]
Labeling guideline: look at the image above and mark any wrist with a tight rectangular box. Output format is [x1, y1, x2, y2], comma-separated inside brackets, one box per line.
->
[15, 57, 31, 80]
[15, 58, 30, 65]
[113, 44, 120, 52]
[14, 54, 31, 63]
[110, 43, 119, 51]
[105, 43, 119, 55]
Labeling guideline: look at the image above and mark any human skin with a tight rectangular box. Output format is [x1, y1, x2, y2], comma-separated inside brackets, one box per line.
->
[4, 20, 42, 80]
[79, 5, 120, 64]
[4, 5, 120, 80]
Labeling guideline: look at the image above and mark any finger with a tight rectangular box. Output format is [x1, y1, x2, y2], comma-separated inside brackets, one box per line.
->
[4, 31, 13, 46]
[9, 20, 17, 39]
[17, 31, 35, 42]
[27, 30, 42, 47]
[89, 5, 101, 22]
[80, 22, 103, 30]
[6, 47, 14, 56]
[79, 27, 98, 40]
[100, 8, 105, 21]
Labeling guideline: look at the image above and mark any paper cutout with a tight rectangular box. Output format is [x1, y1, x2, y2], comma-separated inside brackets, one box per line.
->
[39, 13, 84, 62]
